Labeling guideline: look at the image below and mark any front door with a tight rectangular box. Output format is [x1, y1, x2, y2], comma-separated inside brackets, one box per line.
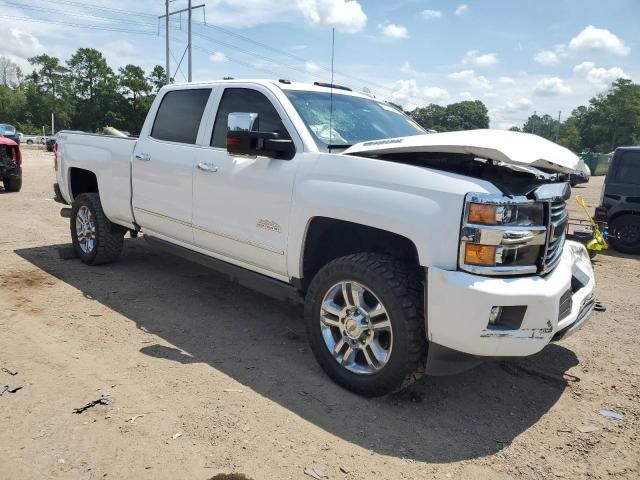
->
[192, 86, 301, 279]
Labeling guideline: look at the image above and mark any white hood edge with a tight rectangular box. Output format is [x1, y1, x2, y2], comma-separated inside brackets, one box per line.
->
[343, 129, 580, 174]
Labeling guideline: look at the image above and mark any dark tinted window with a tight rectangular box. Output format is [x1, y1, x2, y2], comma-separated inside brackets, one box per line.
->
[211, 88, 290, 147]
[615, 151, 640, 185]
[151, 89, 211, 144]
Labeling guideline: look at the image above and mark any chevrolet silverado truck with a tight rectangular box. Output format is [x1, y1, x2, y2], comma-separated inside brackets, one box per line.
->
[53, 80, 596, 396]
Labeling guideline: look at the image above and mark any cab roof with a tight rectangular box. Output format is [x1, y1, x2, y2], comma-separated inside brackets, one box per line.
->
[167, 78, 375, 100]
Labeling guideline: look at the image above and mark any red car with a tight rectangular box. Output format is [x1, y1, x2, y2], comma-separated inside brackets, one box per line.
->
[0, 136, 22, 192]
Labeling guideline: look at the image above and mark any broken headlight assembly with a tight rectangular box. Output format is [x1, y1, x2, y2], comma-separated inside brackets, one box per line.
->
[459, 193, 547, 275]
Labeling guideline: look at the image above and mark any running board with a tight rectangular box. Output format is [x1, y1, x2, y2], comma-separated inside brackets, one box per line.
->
[144, 236, 303, 304]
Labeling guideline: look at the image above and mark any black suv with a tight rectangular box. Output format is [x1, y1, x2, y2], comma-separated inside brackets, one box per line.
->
[595, 147, 640, 253]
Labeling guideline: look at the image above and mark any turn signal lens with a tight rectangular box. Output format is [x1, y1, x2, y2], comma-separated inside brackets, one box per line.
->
[464, 244, 496, 266]
[468, 204, 497, 224]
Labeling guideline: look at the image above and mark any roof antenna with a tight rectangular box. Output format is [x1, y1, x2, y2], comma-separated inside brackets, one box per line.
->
[328, 27, 335, 153]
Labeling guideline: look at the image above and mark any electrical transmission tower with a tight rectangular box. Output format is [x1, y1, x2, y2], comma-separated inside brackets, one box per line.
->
[159, 1, 206, 83]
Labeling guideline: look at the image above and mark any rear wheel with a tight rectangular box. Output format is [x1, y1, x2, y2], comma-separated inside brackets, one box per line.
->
[3, 175, 22, 192]
[609, 214, 640, 254]
[26, 139, 33, 145]
[70, 192, 125, 265]
[305, 253, 427, 396]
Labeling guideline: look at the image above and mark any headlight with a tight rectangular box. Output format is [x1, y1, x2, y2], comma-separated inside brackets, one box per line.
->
[460, 193, 547, 275]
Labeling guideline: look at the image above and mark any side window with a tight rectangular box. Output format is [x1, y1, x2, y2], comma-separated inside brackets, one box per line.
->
[151, 89, 212, 144]
[211, 88, 290, 148]
[615, 151, 640, 185]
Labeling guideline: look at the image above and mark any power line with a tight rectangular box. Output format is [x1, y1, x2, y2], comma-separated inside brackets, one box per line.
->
[3, 1, 434, 105]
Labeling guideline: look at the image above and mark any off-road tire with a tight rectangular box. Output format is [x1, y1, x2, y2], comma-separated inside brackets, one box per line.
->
[609, 214, 640, 254]
[305, 253, 427, 397]
[71, 192, 125, 265]
[3, 175, 22, 192]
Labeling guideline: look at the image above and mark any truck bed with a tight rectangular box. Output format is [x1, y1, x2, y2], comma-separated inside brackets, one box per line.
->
[56, 131, 138, 228]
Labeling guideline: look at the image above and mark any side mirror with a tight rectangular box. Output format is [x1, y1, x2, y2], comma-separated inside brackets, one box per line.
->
[226, 112, 295, 160]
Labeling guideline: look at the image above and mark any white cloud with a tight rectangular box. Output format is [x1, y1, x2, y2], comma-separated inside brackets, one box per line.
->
[534, 50, 559, 65]
[534, 77, 572, 96]
[305, 61, 322, 73]
[400, 61, 415, 75]
[421, 9, 442, 20]
[455, 4, 469, 16]
[298, 0, 367, 33]
[389, 79, 448, 109]
[499, 76, 515, 85]
[423, 87, 449, 99]
[568, 25, 630, 56]
[379, 23, 409, 39]
[4, 28, 43, 58]
[503, 97, 534, 112]
[462, 50, 499, 67]
[459, 91, 476, 101]
[573, 61, 629, 87]
[104, 40, 135, 58]
[448, 69, 492, 90]
[209, 52, 228, 63]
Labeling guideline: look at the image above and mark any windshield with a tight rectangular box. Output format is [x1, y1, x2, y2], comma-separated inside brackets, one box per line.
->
[0, 124, 16, 134]
[285, 90, 424, 150]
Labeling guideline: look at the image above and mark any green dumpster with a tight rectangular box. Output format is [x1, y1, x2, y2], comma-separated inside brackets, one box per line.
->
[577, 152, 611, 176]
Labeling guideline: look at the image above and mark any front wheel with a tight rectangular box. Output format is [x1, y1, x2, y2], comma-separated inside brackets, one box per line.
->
[70, 192, 125, 265]
[304, 253, 427, 397]
[609, 215, 640, 254]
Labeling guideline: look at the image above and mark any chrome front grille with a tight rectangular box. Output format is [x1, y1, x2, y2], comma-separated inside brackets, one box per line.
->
[541, 200, 568, 273]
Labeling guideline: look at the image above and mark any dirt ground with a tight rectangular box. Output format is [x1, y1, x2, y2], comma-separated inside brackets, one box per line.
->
[1, 149, 638, 480]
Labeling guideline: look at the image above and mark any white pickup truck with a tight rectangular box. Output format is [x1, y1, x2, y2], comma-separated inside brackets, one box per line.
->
[54, 79, 596, 396]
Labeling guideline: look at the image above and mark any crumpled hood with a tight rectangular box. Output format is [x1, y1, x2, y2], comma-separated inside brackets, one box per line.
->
[343, 129, 581, 174]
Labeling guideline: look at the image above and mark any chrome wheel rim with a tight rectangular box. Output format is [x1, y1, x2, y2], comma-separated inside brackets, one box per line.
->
[75, 206, 96, 254]
[320, 281, 393, 375]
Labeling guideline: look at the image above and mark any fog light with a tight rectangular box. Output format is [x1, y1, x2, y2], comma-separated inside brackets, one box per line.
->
[489, 306, 503, 325]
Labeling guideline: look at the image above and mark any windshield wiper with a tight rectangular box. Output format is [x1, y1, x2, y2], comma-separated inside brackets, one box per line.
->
[327, 144, 352, 150]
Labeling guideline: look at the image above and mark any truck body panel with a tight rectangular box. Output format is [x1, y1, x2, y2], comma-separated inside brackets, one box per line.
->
[54, 79, 597, 381]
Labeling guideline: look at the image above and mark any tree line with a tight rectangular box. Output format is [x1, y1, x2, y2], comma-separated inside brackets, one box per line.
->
[1, 47, 638, 153]
[509, 79, 640, 153]
[0, 48, 167, 135]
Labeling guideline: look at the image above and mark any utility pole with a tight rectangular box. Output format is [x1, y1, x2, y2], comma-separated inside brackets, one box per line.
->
[159, 1, 205, 83]
[556, 111, 561, 142]
[188, 0, 192, 82]
[165, 0, 170, 83]
[51, 112, 54, 136]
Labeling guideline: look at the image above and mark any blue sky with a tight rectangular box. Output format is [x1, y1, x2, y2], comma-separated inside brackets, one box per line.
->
[1, 0, 638, 128]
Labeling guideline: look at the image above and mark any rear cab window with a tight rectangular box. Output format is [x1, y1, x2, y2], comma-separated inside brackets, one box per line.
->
[614, 151, 640, 185]
[151, 89, 212, 144]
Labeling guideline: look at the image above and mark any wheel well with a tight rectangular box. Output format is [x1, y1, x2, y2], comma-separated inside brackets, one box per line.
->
[609, 210, 640, 224]
[301, 217, 420, 292]
[69, 168, 98, 199]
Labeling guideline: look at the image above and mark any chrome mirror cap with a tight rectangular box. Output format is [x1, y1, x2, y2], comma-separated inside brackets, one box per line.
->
[228, 112, 259, 132]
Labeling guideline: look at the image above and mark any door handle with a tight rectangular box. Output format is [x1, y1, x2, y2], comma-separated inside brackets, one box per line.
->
[135, 153, 151, 161]
[197, 162, 218, 172]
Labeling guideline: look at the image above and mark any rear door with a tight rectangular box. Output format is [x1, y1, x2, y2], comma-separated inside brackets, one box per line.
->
[132, 87, 213, 244]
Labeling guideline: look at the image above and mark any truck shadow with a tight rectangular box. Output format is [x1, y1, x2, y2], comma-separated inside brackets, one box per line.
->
[16, 239, 579, 463]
